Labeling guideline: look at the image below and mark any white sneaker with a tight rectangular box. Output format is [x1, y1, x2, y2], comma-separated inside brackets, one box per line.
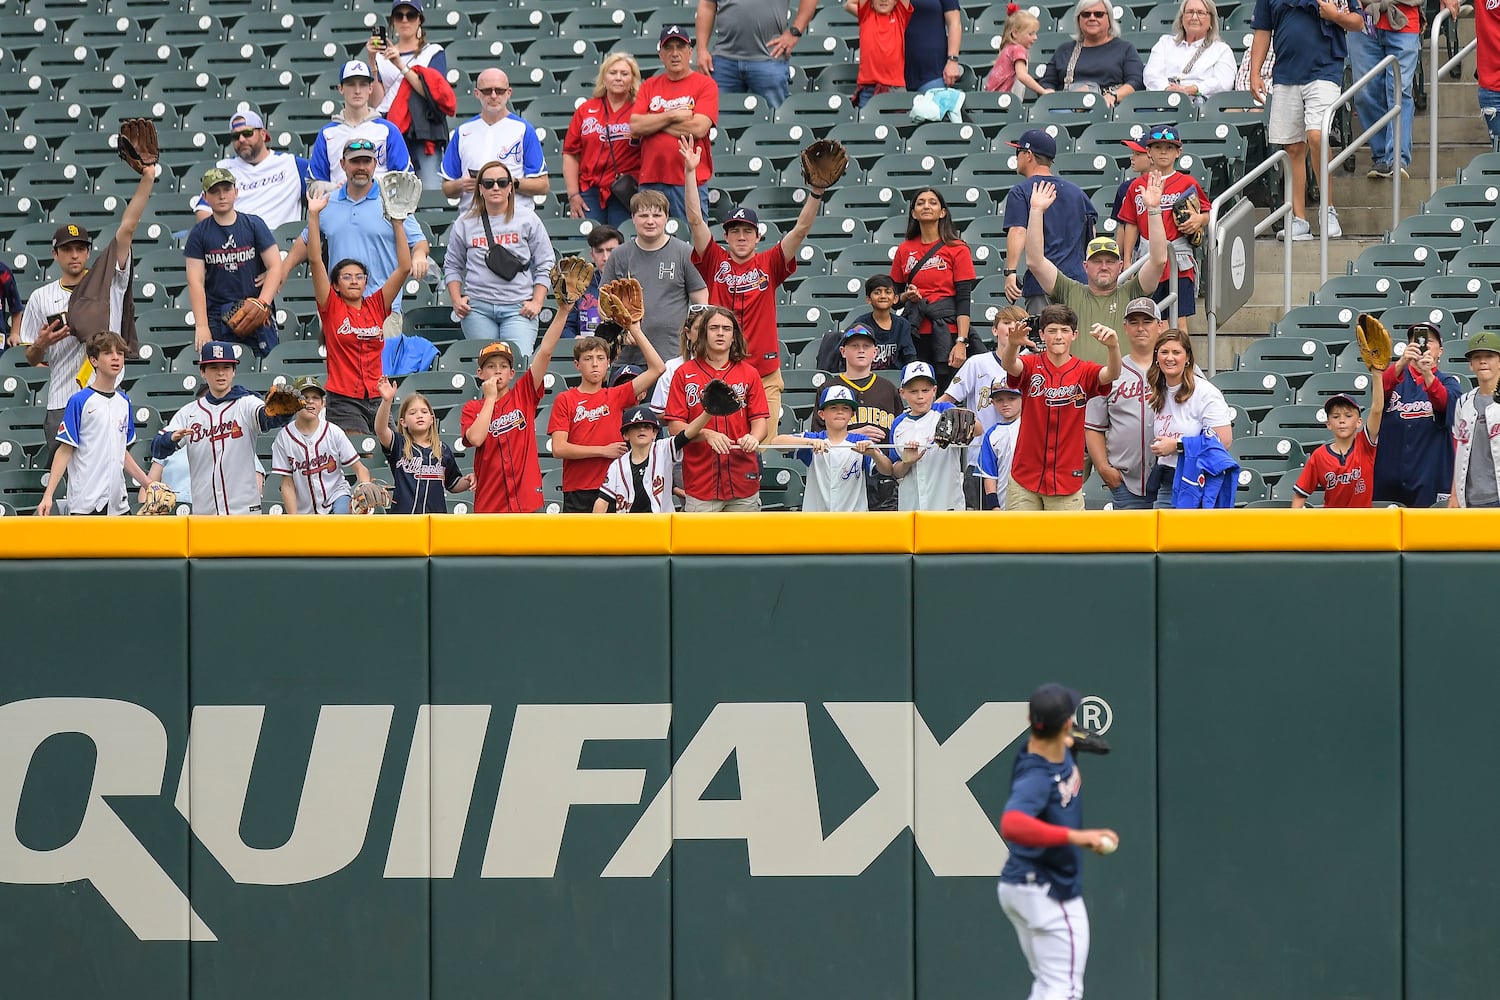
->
[1279, 215, 1313, 241]
[1324, 206, 1343, 239]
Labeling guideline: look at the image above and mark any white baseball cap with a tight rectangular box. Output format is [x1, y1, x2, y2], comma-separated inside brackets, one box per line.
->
[340, 60, 373, 83]
[900, 361, 936, 386]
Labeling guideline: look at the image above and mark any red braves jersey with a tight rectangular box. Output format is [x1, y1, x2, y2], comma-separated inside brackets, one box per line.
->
[889, 239, 977, 335]
[857, 0, 913, 86]
[562, 99, 642, 208]
[1008, 353, 1109, 495]
[1481, 1, 1500, 90]
[635, 72, 717, 185]
[663, 358, 769, 500]
[1294, 429, 1376, 507]
[461, 374, 544, 513]
[546, 381, 641, 492]
[1116, 171, 1212, 278]
[692, 241, 796, 377]
[320, 291, 390, 399]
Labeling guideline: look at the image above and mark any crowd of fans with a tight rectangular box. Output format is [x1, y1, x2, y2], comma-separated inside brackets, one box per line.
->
[4, 0, 1499, 516]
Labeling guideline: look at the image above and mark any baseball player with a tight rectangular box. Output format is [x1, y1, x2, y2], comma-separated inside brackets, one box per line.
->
[150, 341, 301, 515]
[998, 683, 1119, 1000]
[271, 375, 374, 514]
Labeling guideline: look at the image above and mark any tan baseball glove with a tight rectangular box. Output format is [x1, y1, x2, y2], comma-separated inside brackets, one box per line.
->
[1356, 313, 1393, 371]
[262, 385, 305, 418]
[379, 170, 423, 221]
[350, 481, 393, 515]
[223, 298, 270, 339]
[598, 278, 645, 326]
[138, 482, 177, 516]
[117, 118, 160, 174]
[550, 255, 596, 307]
[800, 138, 849, 190]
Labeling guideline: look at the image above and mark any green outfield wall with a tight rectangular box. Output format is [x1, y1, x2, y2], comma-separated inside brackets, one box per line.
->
[2, 512, 1497, 999]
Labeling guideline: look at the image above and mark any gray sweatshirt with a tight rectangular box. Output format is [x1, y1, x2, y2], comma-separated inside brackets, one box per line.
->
[443, 211, 556, 306]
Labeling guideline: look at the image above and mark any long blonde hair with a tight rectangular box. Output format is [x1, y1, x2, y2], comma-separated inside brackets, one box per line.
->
[398, 392, 444, 463]
[1147, 328, 1198, 412]
[1002, 10, 1041, 48]
[592, 52, 642, 103]
[466, 160, 515, 223]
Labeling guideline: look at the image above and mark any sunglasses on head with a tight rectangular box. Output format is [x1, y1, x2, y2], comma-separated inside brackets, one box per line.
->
[478, 177, 512, 189]
[687, 303, 714, 314]
[345, 140, 377, 152]
[1149, 127, 1180, 142]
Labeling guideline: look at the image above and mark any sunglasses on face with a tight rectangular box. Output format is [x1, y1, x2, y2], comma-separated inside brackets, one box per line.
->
[477, 86, 511, 96]
[478, 177, 512, 189]
[390, 8, 420, 19]
[1080, 9, 1108, 17]
[231, 129, 258, 140]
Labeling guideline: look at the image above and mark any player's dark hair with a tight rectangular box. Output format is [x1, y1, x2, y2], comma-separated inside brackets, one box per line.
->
[1325, 398, 1360, 417]
[678, 309, 708, 360]
[690, 306, 749, 364]
[587, 225, 624, 249]
[86, 331, 129, 359]
[331, 258, 367, 283]
[865, 274, 897, 296]
[1147, 328, 1198, 413]
[903, 188, 964, 244]
[1037, 303, 1078, 332]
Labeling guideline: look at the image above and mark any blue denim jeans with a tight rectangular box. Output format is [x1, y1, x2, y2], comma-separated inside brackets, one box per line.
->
[1480, 88, 1500, 145]
[410, 144, 444, 190]
[330, 494, 352, 515]
[641, 182, 709, 224]
[1109, 482, 1153, 509]
[461, 300, 539, 364]
[581, 187, 631, 229]
[1347, 28, 1419, 168]
[712, 57, 791, 109]
[1153, 467, 1177, 508]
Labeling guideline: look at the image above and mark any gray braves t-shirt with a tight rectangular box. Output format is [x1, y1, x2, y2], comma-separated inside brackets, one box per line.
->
[706, 0, 788, 61]
[1467, 406, 1499, 506]
[602, 236, 705, 366]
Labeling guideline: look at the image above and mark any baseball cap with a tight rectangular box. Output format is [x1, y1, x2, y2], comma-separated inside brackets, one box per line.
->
[659, 24, 693, 46]
[478, 342, 515, 367]
[900, 361, 936, 386]
[990, 379, 1021, 396]
[201, 167, 236, 192]
[1122, 138, 1149, 153]
[1406, 322, 1440, 343]
[1124, 296, 1160, 320]
[1466, 331, 1500, 357]
[1322, 393, 1362, 414]
[51, 223, 92, 249]
[1147, 123, 1183, 146]
[723, 206, 759, 230]
[817, 384, 858, 410]
[611, 364, 643, 387]
[197, 341, 241, 367]
[1006, 128, 1057, 160]
[841, 323, 877, 343]
[292, 374, 325, 396]
[340, 60, 373, 83]
[1028, 683, 1081, 735]
[228, 110, 264, 132]
[620, 404, 661, 434]
[343, 138, 377, 159]
[391, 0, 423, 12]
[1087, 236, 1121, 259]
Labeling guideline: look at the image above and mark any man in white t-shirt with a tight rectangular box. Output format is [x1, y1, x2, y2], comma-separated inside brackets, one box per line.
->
[191, 110, 309, 230]
[440, 67, 549, 214]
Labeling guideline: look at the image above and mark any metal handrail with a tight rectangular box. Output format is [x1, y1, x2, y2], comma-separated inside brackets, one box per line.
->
[1431, 5, 1477, 197]
[1120, 232, 1179, 327]
[1319, 53, 1402, 283]
[1205, 149, 1294, 375]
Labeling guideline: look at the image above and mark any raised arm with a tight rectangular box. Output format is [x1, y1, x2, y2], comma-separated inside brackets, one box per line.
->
[114, 167, 157, 269]
[1024, 181, 1060, 296]
[306, 192, 332, 307]
[378, 215, 414, 309]
[681, 137, 713, 254]
[1137, 170, 1168, 293]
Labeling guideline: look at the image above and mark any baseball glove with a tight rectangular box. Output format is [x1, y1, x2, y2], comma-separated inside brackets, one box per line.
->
[1173, 191, 1203, 248]
[350, 480, 393, 515]
[1070, 728, 1111, 755]
[595, 321, 625, 360]
[117, 118, 160, 174]
[223, 298, 270, 339]
[598, 278, 645, 326]
[800, 138, 849, 190]
[550, 255, 596, 307]
[1356, 313, 1394, 371]
[379, 170, 423, 221]
[701, 378, 742, 417]
[933, 407, 978, 449]
[138, 482, 177, 516]
[262, 384, 305, 418]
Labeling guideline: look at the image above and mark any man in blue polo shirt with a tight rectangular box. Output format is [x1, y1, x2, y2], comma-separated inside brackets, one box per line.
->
[1001, 129, 1097, 318]
[284, 139, 429, 337]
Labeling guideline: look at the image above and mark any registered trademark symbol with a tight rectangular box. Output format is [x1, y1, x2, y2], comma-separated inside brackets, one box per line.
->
[1076, 696, 1112, 735]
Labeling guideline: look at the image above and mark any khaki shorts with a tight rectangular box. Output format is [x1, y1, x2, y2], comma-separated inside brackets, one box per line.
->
[683, 495, 762, 513]
[1268, 80, 1341, 146]
[1006, 478, 1086, 511]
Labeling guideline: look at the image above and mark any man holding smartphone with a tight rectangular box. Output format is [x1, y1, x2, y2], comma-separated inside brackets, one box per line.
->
[1374, 322, 1463, 507]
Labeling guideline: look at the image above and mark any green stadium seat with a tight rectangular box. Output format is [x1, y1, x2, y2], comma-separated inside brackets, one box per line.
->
[1177, 120, 1247, 194]
[439, 340, 490, 375]
[1211, 370, 1294, 423]
[825, 121, 903, 170]
[187, 41, 273, 78]
[12, 164, 90, 215]
[865, 153, 954, 195]
[778, 369, 830, 420]
[741, 187, 815, 228]
[267, 41, 352, 97]
[1348, 242, 1444, 293]
[1374, 306, 1458, 348]
[805, 216, 873, 257]
[759, 458, 806, 511]
[1237, 337, 1333, 390]
[1260, 404, 1335, 448]
[1457, 150, 1500, 185]
[994, 119, 1069, 155]
[142, 15, 226, 53]
[1271, 304, 1358, 353]
[389, 370, 474, 416]
[141, 71, 227, 114]
[1462, 305, 1500, 336]
[1054, 151, 1123, 195]
[711, 153, 779, 200]
[127, 372, 207, 414]
[828, 243, 898, 278]
[306, 11, 382, 45]
[0, 195, 48, 230]
[907, 122, 989, 167]
[400, 306, 463, 347]
[1388, 213, 1480, 259]
[1445, 246, 1500, 292]
[0, 73, 51, 111]
[1231, 435, 1305, 486]
[1297, 370, 1376, 407]
[774, 92, 860, 135]
[0, 469, 47, 513]
[1311, 274, 1405, 312]
[929, 184, 997, 225]
[808, 62, 862, 96]
[960, 90, 1024, 136]
[1027, 90, 1110, 138]
[716, 93, 778, 140]
[61, 15, 144, 55]
[556, 6, 633, 43]
[730, 123, 808, 168]
[859, 90, 926, 138]
[1410, 275, 1495, 325]
[1233, 467, 1268, 506]
[0, 437, 32, 468]
[1197, 91, 1267, 140]
[1421, 183, 1500, 233]
[20, 45, 105, 82]
[824, 186, 904, 226]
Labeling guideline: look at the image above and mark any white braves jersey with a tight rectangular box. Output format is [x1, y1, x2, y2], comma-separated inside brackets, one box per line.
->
[162, 392, 266, 515]
[191, 151, 305, 229]
[271, 417, 358, 514]
[310, 118, 408, 187]
[56, 386, 135, 515]
[891, 406, 966, 511]
[944, 352, 1008, 469]
[798, 433, 873, 513]
[975, 419, 1022, 510]
[652, 355, 686, 414]
[599, 437, 683, 513]
[19, 260, 131, 410]
[441, 114, 544, 214]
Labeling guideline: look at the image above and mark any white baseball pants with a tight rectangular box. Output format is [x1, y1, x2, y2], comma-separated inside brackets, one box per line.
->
[997, 880, 1090, 1000]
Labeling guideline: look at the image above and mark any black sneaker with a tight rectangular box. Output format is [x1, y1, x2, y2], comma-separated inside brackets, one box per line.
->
[1367, 162, 1394, 179]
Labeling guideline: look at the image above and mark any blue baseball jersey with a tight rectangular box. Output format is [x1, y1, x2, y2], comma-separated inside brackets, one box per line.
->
[1374, 367, 1462, 505]
[998, 748, 1084, 901]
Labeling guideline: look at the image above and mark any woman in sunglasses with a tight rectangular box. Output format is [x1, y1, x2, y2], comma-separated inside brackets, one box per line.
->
[367, 0, 454, 190]
[1143, 0, 1236, 102]
[443, 161, 558, 360]
[1039, 0, 1144, 109]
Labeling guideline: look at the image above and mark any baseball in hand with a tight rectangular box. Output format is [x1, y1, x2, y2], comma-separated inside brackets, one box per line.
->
[1098, 835, 1117, 855]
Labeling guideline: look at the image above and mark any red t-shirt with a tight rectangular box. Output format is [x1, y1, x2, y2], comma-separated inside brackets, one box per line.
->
[546, 381, 641, 492]
[562, 98, 642, 208]
[1481, 2, 1500, 90]
[663, 358, 769, 500]
[460, 373, 544, 513]
[1375, 2, 1420, 32]
[858, 1, 913, 86]
[320, 291, 390, 399]
[691, 241, 796, 377]
[1294, 428, 1376, 507]
[635, 71, 718, 186]
[1117, 170, 1212, 280]
[1007, 353, 1109, 495]
[889, 239, 977, 336]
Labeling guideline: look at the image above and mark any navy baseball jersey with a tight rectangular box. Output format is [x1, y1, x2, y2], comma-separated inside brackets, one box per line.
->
[1374, 366, 1461, 504]
[998, 748, 1084, 901]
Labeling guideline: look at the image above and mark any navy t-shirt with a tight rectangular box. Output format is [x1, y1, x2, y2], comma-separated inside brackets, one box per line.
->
[1003, 175, 1097, 300]
[1251, 0, 1358, 86]
[183, 213, 276, 310]
[998, 747, 1085, 901]
[905, 0, 960, 91]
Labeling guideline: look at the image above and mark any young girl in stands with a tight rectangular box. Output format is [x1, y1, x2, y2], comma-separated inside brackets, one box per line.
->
[374, 376, 472, 513]
[986, 7, 1050, 97]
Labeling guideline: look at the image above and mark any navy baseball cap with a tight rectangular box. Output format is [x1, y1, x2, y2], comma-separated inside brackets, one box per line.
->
[1007, 129, 1057, 160]
[197, 341, 241, 367]
[1147, 123, 1182, 146]
[1323, 393, 1362, 414]
[658, 24, 693, 46]
[620, 405, 661, 434]
[723, 207, 759, 230]
[1029, 683, 1081, 734]
[841, 323, 877, 343]
[610, 364, 643, 387]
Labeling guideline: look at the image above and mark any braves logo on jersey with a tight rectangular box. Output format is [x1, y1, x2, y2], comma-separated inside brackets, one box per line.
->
[292, 454, 339, 475]
[1322, 467, 1368, 494]
[1028, 374, 1087, 407]
[684, 379, 750, 409]
[1055, 765, 1081, 808]
[486, 407, 527, 436]
[186, 419, 246, 444]
[714, 262, 771, 293]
